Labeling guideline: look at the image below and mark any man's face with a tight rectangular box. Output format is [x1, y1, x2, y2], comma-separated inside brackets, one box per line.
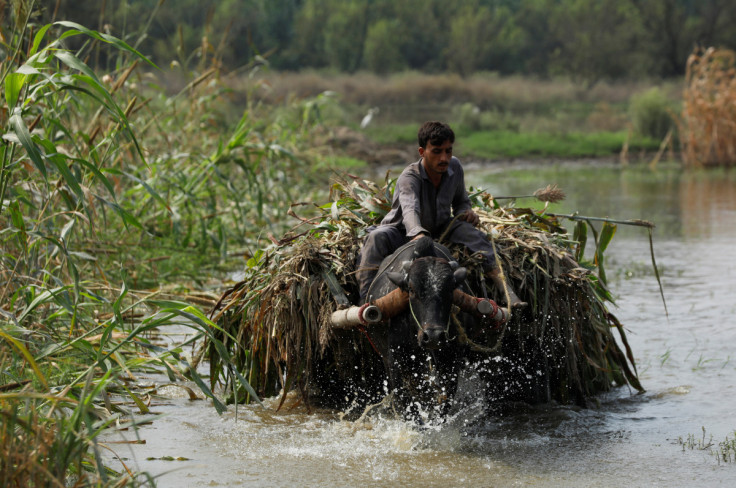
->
[419, 139, 453, 176]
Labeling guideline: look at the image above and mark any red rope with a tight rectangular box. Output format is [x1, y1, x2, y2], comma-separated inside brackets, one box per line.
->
[356, 324, 381, 356]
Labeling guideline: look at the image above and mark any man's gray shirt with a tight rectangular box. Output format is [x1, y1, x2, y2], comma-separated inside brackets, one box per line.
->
[380, 157, 472, 237]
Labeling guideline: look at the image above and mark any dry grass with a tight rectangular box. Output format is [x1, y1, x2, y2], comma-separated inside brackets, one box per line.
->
[679, 48, 736, 166]
[229, 71, 669, 109]
[209, 176, 643, 411]
[1, 401, 64, 487]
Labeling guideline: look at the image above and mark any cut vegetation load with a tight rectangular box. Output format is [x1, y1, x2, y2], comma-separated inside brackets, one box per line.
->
[208, 176, 647, 412]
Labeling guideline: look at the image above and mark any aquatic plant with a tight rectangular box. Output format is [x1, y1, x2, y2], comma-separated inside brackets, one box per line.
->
[678, 426, 736, 464]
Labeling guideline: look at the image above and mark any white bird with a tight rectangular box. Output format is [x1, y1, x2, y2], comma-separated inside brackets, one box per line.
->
[360, 107, 379, 129]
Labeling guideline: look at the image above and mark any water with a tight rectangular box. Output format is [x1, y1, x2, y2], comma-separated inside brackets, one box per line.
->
[106, 162, 736, 486]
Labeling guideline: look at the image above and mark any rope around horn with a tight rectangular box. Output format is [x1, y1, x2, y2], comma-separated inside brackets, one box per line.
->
[438, 212, 516, 320]
[452, 310, 506, 354]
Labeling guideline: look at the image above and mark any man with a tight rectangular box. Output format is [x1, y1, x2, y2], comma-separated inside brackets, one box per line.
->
[358, 121, 525, 308]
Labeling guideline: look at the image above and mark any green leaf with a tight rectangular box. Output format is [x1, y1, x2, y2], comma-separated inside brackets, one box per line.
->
[53, 50, 100, 81]
[8, 201, 28, 254]
[38, 139, 85, 203]
[597, 222, 617, 255]
[594, 222, 616, 285]
[121, 384, 150, 414]
[30, 23, 52, 56]
[8, 108, 45, 178]
[573, 220, 587, 261]
[123, 171, 172, 213]
[98, 198, 143, 230]
[5, 72, 26, 110]
[55, 21, 157, 68]
[60, 217, 75, 244]
[246, 249, 264, 268]
[74, 157, 116, 199]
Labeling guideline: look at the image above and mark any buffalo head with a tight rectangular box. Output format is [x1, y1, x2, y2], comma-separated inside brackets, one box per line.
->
[386, 250, 467, 349]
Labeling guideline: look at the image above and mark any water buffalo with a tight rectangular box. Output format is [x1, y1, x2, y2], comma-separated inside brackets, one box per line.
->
[342, 236, 507, 420]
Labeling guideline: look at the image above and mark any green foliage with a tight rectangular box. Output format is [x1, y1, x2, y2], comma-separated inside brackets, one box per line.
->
[47, 0, 736, 80]
[629, 87, 677, 140]
[363, 19, 406, 74]
[323, 1, 369, 72]
[0, 8, 329, 483]
[548, 0, 644, 83]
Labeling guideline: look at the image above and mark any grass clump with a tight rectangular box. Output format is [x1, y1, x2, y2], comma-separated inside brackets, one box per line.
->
[678, 427, 736, 464]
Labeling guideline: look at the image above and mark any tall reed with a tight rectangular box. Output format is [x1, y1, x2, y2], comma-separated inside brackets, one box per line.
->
[679, 47, 736, 166]
[1, 3, 324, 483]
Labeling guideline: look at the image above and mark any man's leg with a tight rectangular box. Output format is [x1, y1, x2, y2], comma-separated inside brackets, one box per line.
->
[357, 226, 408, 303]
[444, 220, 526, 308]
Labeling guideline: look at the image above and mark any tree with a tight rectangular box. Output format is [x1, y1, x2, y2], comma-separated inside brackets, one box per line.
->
[446, 5, 495, 76]
[548, 0, 645, 83]
[323, 0, 370, 72]
[363, 19, 406, 74]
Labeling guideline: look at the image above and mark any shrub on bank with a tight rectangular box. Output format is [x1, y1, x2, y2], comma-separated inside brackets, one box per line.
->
[629, 87, 677, 140]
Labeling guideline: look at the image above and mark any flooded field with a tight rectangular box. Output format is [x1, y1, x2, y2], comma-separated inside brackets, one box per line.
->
[105, 161, 736, 487]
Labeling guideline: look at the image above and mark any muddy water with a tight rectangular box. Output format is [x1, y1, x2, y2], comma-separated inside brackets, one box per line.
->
[107, 162, 736, 487]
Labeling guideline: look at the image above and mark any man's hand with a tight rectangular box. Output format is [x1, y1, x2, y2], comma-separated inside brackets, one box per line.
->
[458, 209, 480, 227]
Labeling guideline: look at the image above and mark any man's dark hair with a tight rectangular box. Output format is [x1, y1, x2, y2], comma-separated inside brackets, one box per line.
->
[417, 121, 455, 148]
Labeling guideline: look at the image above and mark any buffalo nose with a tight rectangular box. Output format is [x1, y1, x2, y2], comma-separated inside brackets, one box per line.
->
[421, 326, 447, 348]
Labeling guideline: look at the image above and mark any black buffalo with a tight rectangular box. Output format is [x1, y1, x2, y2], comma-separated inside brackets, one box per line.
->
[362, 236, 473, 420]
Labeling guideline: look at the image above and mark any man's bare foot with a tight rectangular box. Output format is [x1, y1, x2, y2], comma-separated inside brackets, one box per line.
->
[487, 269, 527, 309]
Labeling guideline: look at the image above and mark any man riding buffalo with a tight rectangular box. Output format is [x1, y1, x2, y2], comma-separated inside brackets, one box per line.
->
[358, 121, 525, 309]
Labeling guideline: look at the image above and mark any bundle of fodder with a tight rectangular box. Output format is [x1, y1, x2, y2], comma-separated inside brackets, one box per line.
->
[208, 176, 645, 410]
[679, 47, 736, 166]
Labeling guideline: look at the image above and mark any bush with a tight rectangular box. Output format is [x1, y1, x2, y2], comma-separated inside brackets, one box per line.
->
[451, 103, 520, 133]
[628, 87, 676, 140]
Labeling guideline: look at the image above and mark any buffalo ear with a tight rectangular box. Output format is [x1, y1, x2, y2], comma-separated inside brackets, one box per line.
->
[401, 260, 412, 273]
[387, 271, 407, 289]
[453, 267, 467, 286]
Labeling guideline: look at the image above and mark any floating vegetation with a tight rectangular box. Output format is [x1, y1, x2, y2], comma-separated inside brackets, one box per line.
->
[209, 176, 647, 411]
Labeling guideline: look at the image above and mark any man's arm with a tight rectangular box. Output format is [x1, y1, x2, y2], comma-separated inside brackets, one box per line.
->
[451, 163, 479, 227]
[396, 172, 429, 238]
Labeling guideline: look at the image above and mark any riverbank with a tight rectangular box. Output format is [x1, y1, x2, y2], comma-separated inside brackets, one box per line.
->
[323, 125, 669, 171]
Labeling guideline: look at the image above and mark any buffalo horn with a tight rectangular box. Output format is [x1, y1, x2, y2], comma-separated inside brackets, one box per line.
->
[330, 288, 410, 329]
[452, 289, 508, 324]
[371, 287, 410, 320]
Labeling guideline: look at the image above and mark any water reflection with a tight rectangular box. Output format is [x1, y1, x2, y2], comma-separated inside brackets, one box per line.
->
[470, 161, 736, 240]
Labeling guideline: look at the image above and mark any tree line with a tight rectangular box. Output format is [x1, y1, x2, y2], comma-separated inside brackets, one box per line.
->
[44, 0, 736, 81]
